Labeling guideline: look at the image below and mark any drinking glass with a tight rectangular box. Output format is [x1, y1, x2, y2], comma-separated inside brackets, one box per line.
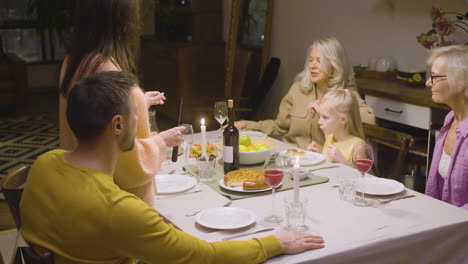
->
[214, 101, 228, 129]
[180, 124, 194, 165]
[148, 109, 159, 136]
[352, 142, 374, 206]
[264, 153, 285, 223]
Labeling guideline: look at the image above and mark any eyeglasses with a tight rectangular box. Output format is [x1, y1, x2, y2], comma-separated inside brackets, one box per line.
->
[430, 74, 447, 85]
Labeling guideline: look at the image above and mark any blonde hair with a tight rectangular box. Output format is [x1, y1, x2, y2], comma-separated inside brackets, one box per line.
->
[320, 89, 364, 139]
[427, 45, 468, 99]
[295, 37, 355, 92]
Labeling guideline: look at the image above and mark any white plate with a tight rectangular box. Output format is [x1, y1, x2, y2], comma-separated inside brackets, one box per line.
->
[239, 130, 266, 138]
[196, 207, 256, 229]
[298, 151, 325, 166]
[357, 178, 405, 196]
[218, 178, 282, 193]
[155, 174, 197, 194]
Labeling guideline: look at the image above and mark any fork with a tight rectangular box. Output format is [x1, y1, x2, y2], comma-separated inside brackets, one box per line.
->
[376, 195, 416, 204]
[185, 201, 232, 217]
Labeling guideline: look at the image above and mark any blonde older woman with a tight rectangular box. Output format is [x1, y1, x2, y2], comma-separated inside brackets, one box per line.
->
[235, 37, 375, 149]
[425, 45, 468, 210]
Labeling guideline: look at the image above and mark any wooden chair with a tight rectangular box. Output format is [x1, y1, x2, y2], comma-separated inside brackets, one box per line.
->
[0, 165, 54, 264]
[363, 123, 414, 182]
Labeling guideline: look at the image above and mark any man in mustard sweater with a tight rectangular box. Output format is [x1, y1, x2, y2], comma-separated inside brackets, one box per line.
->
[20, 71, 324, 264]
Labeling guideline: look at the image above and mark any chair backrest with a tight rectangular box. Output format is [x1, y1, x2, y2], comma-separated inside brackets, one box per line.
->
[249, 57, 280, 111]
[0, 165, 54, 264]
[0, 165, 29, 229]
[363, 123, 414, 182]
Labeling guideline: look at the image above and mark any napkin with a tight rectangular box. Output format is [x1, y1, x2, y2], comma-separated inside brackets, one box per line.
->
[184, 163, 329, 200]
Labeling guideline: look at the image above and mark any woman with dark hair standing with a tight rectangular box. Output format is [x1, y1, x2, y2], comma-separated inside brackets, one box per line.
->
[59, 0, 183, 206]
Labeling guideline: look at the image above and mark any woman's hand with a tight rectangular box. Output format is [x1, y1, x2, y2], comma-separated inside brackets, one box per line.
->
[306, 100, 320, 117]
[157, 126, 185, 147]
[145, 91, 166, 108]
[276, 232, 324, 254]
[326, 145, 347, 164]
[234, 121, 246, 130]
[306, 141, 322, 153]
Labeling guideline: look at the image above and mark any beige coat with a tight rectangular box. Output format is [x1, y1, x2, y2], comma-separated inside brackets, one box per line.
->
[245, 82, 375, 149]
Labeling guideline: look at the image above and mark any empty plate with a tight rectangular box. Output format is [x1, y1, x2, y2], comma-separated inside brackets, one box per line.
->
[196, 207, 256, 229]
[155, 174, 197, 194]
[357, 178, 405, 196]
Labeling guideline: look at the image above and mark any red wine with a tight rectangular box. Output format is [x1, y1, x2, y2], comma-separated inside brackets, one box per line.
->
[354, 159, 373, 174]
[264, 170, 284, 187]
[223, 99, 239, 174]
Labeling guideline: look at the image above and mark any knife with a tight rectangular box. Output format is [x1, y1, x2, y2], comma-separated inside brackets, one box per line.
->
[172, 97, 183, 162]
[221, 228, 275, 241]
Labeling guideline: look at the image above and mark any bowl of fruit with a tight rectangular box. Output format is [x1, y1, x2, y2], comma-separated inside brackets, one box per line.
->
[190, 143, 218, 158]
[218, 134, 277, 165]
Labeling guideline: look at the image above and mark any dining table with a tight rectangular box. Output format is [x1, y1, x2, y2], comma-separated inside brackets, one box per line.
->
[154, 131, 468, 264]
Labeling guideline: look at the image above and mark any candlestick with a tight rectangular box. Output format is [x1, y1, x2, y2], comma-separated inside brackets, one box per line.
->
[293, 156, 300, 202]
[201, 118, 207, 157]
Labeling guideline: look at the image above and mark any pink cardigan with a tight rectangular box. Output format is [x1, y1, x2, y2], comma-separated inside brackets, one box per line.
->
[59, 58, 166, 207]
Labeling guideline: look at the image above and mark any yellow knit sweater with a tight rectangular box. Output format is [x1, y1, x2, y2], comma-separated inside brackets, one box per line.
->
[21, 150, 283, 264]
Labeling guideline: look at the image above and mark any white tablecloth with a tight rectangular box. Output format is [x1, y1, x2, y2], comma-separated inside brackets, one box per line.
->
[155, 131, 468, 264]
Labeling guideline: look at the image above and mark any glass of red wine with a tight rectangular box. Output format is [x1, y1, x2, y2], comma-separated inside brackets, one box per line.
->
[264, 153, 285, 223]
[352, 142, 374, 206]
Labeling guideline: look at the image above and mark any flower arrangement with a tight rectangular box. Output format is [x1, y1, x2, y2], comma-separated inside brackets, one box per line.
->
[416, 5, 468, 49]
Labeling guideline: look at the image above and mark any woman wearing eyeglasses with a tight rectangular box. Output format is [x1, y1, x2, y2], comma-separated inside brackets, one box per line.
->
[234, 37, 375, 149]
[425, 45, 468, 210]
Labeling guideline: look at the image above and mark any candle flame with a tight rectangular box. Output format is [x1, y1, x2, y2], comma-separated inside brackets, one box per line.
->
[295, 155, 300, 165]
[201, 118, 205, 125]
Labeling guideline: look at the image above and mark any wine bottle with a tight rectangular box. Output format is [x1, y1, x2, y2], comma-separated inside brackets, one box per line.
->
[223, 99, 239, 174]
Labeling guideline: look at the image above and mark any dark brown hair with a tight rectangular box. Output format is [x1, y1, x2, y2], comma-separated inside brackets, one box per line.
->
[60, 0, 141, 97]
[66, 71, 137, 141]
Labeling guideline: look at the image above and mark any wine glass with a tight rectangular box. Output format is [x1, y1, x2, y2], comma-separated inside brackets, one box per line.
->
[352, 142, 374, 206]
[214, 101, 228, 139]
[180, 124, 194, 166]
[263, 153, 285, 223]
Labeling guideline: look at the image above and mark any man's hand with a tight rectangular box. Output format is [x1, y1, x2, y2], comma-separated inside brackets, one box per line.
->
[276, 232, 325, 254]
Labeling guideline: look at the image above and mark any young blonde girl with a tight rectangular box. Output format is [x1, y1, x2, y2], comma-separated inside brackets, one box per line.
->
[306, 89, 365, 166]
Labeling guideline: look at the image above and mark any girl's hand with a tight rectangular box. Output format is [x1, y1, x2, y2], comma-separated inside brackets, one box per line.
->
[306, 141, 322, 152]
[145, 91, 166, 108]
[326, 145, 347, 164]
[306, 100, 320, 117]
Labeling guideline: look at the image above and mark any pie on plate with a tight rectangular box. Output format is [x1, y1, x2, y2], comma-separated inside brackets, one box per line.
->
[224, 169, 269, 190]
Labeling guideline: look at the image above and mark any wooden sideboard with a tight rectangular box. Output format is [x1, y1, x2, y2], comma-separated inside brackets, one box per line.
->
[356, 78, 449, 111]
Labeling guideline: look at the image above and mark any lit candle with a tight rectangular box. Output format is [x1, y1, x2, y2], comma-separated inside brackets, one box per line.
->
[201, 118, 207, 158]
[293, 155, 300, 202]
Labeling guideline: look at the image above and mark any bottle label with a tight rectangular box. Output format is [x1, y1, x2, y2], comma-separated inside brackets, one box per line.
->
[223, 146, 233, 163]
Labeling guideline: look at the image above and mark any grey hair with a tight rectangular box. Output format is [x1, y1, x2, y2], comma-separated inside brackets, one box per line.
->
[427, 45, 468, 99]
[295, 37, 355, 93]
